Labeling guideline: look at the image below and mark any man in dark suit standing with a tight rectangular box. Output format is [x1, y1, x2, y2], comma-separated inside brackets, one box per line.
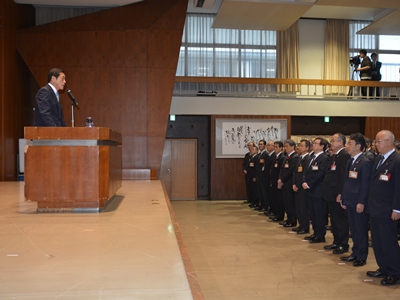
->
[338, 133, 372, 267]
[263, 140, 276, 216]
[370, 53, 382, 97]
[254, 140, 269, 212]
[278, 139, 299, 227]
[243, 141, 255, 204]
[366, 130, 400, 286]
[246, 145, 259, 207]
[323, 133, 351, 254]
[269, 141, 286, 222]
[302, 138, 330, 243]
[293, 140, 311, 234]
[34, 68, 67, 127]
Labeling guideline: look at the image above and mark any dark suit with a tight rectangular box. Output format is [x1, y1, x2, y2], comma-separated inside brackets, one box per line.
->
[368, 150, 400, 278]
[270, 152, 286, 219]
[256, 150, 269, 209]
[279, 151, 299, 224]
[303, 152, 330, 239]
[243, 151, 252, 202]
[265, 152, 276, 213]
[246, 154, 259, 205]
[293, 153, 310, 231]
[323, 148, 351, 248]
[364, 149, 376, 162]
[34, 84, 67, 127]
[341, 154, 372, 261]
[371, 60, 382, 97]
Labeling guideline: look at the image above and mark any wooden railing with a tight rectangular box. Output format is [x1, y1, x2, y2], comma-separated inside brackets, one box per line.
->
[174, 77, 400, 100]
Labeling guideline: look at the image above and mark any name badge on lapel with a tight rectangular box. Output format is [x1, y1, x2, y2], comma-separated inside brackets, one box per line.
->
[331, 163, 336, 171]
[349, 169, 358, 179]
[312, 164, 319, 171]
[250, 162, 254, 167]
[274, 163, 278, 168]
[379, 170, 390, 181]
[297, 165, 303, 173]
[260, 158, 265, 164]
[284, 162, 289, 168]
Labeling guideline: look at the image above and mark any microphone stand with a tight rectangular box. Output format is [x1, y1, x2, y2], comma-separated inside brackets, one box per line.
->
[70, 99, 78, 127]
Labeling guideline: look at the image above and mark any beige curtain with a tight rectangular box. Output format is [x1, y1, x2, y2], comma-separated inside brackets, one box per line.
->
[324, 19, 349, 95]
[276, 21, 300, 92]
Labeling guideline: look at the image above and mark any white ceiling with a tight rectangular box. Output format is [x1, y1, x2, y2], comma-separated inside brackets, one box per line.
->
[13, 0, 400, 34]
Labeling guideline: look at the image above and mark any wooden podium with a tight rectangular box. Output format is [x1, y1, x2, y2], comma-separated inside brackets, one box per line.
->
[24, 127, 122, 212]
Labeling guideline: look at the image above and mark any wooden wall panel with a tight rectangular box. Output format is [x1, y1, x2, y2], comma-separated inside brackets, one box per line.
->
[210, 115, 292, 200]
[16, 0, 187, 178]
[0, 0, 35, 181]
[365, 117, 400, 140]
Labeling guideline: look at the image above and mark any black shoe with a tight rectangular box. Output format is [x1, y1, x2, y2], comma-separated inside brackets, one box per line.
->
[297, 229, 310, 235]
[333, 246, 349, 254]
[340, 255, 356, 262]
[366, 269, 387, 278]
[292, 226, 301, 232]
[264, 211, 275, 217]
[381, 276, 400, 286]
[310, 237, 325, 243]
[272, 217, 283, 222]
[323, 243, 338, 250]
[249, 204, 258, 208]
[353, 259, 366, 267]
[304, 234, 315, 240]
[257, 208, 266, 212]
[279, 220, 288, 225]
[243, 200, 250, 204]
[283, 222, 296, 228]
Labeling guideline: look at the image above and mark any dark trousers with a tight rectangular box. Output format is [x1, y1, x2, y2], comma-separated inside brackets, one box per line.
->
[282, 187, 296, 224]
[347, 207, 369, 261]
[248, 180, 258, 205]
[361, 79, 372, 97]
[307, 196, 326, 239]
[270, 186, 284, 219]
[370, 216, 400, 278]
[245, 176, 251, 201]
[257, 178, 269, 209]
[295, 189, 309, 230]
[327, 200, 349, 248]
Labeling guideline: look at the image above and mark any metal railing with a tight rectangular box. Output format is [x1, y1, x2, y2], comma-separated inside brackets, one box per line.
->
[174, 77, 400, 100]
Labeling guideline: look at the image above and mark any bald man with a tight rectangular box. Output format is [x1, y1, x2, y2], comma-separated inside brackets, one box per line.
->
[366, 130, 400, 286]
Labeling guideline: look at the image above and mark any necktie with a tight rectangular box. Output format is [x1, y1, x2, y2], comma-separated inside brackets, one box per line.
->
[56, 91, 60, 102]
[376, 155, 384, 169]
[307, 154, 316, 169]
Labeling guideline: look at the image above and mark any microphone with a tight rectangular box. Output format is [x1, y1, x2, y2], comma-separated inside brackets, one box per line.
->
[67, 89, 78, 105]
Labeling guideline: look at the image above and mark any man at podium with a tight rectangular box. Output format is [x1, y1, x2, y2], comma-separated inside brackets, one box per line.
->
[34, 68, 67, 127]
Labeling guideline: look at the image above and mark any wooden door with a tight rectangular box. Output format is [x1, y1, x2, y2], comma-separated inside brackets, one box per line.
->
[160, 139, 197, 200]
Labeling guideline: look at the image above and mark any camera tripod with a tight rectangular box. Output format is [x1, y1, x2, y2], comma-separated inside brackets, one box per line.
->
[347, 66, 359, 97]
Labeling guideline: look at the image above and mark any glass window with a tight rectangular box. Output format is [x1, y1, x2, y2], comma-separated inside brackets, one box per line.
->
[178, 13, 277, 78]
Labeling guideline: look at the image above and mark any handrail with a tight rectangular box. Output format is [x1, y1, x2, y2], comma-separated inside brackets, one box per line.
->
[175, 76, 400, 88]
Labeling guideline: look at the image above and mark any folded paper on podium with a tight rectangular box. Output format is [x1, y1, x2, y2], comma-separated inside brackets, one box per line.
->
[24, 127, 122, 212]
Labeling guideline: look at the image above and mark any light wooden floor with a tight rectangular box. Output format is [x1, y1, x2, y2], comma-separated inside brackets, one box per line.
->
[0, 181, 195, 300]
[172, 200, 400, 300]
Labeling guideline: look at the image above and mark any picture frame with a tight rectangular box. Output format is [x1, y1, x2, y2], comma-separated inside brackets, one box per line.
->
[215, 118, 288, 158]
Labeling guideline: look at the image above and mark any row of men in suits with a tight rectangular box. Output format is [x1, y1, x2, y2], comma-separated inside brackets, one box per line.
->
[243, 130, 400, 286]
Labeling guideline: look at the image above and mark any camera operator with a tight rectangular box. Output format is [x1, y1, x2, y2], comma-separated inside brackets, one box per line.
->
[356, 49, 372, 98]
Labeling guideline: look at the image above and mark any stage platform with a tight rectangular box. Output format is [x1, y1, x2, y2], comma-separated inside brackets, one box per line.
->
[0, 180, 202, 300]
